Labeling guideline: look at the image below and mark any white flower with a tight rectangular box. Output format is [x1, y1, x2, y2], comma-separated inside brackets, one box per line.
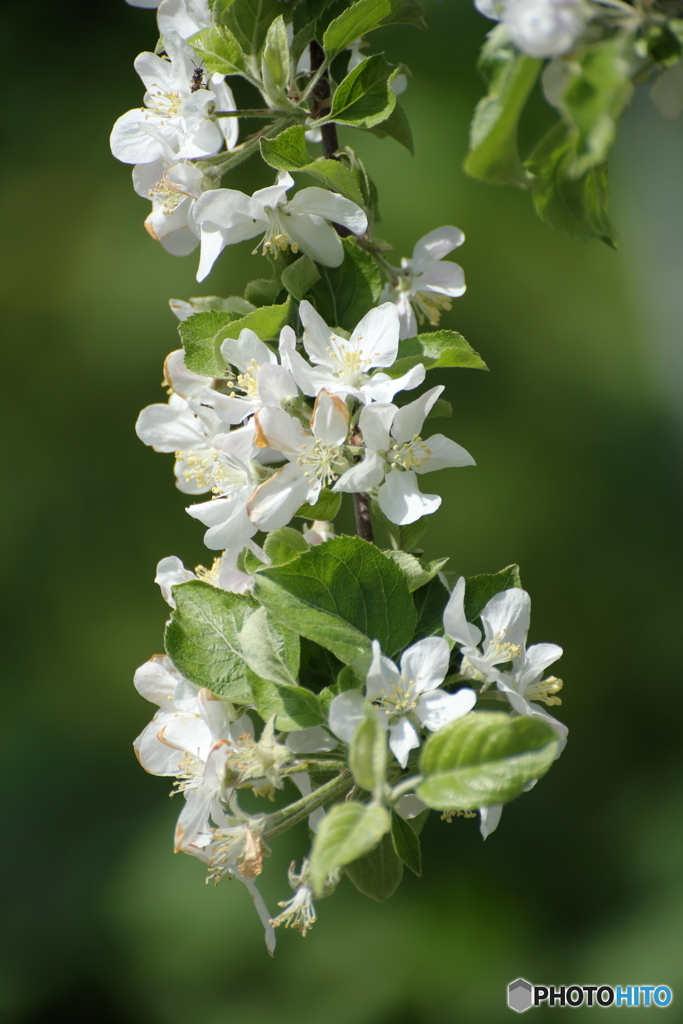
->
[443, 578, 567, 742]
[270, 859, 338, 936]
[154, 546, 261, 604]
[247, 390, 351, 531]
[133, 159, 203, 255]
[198, 327, 297, 425]
[476, 0, 586, 58]
[133, 656, 212, 776]
[334, 385, 475, 525]
[191, 171, 368, 281]
[157, 0, 212, 38]
[163, 348, 213, 400]
[110, 33, 237, 166]
[382, 227, 466, 340]
[329, 638, 477, 768]
[283, 300, 426, 404]
[185, 432, 261, 550]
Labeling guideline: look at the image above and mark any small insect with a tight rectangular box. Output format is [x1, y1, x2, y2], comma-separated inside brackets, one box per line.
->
[190, 65, 205, 92]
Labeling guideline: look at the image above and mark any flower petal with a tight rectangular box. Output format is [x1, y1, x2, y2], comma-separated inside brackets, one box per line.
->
[412, 225, 465, 263]
[480, 588, 531, 662]
[360, 363, 426, 404]
[328, 689, 366, 743]
[253, 406, 309, 454]
[377, 469, 441, 525]
[310, 389, 349, 446]
[220, 328, 277, 372]
[389, 717, 420, 768]
[400, 637, 450, 693]
[348, 303, 400, 369]
[247, 462, 311, 531]
[285, 213, 344, 267]
[358, 402, 395, 452]
[415, 433, 476, 474]
[415, 687, 477, 730]
[391, 386, 443, 444]
[442, 576, 482, 648]
[366, 639, 400, 702]
[479, 804, 503, 839]
[334, 450, 385, 493]
[155, 555, 196, 606]
[286, 187, 367, 235]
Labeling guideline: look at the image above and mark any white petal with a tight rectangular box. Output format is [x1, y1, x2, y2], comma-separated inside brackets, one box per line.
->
[416, 261, 466, 297]
[252, 170, 294, 208]
[400, 637, 450, 693]
[247, 462, 311, 531]
[159, 226, 201, 256]
[285, 213, 344, 267]
[415, 433, 476, 474]
[311, 390, 349, 446]
[479, 804, 503, 839]
[442, 576, 482, 648]
[348, 303, 400, 369]
[389, 717, 420, 768]
[160, 714, 213, 760]
[480, 589, 531, 662]
[391, 386, 443, 444]
[257, 364, 297, 407]
[286, 726, 338, 753]
[220, 328, 277, 372]
[377, 469, 440, 525]
[196, 225, 228, 282]
[518, 642, 563, 690]
[286, 187, 367, 235]
[206, 390, 259, 426]
[328, 689, 366, 743]
[155, 555, 196, 606]
[334, 450, 385, 493]
[298, 300, 335, 366]
[360, 364, 426, 404]
[395, 794, 427, 820]
[415, 688, 477, 730]
[366, 639, 400, 701]
[135, 719, 185, 775]
[358, 401, 395, 452]
[110, 108, 165, 164]
[253, 406, 309, 454]
[412, 226, 465, 263]
[135, 402, 207, 452]
[134, 655, 182, 706]
[164, 350, 213, 400]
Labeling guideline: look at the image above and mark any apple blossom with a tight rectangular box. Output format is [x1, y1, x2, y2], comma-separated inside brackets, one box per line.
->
[334, 385, 475, 525]
[191, 171, 368, 281]
[382, 227, 466, 340]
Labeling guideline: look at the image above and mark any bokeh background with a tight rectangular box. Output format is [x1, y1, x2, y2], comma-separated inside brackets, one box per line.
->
[3, 0, 683, 1020]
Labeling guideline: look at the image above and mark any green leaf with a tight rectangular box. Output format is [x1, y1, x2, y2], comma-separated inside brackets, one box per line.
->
[411, 574, 449, 641]
[562, 35, 634, 179]
[291, 20, 317, 68]
[253, 536, 416, 674]
[221, 0, 283, 55]
[238, 605, 300, 686]
[263, 526, 309, 566]
[391, 810, 421, 875]
[349, 704, 387, 792]
[179, 302, 291, 375]
[526, 121, 617, 246]
[417, 712, 560, 810]
[244, 277, 284, 306]
[300, 636, 344, 691]
[295, 488, 342, 520]
[464, 26, 542, 186]
[370, 499, 428, 553]
[178, 310, 237, 376]
[165, 581, 256, 702]
[324, 54, 397, 129]
[189, 26, 248, 76]
[426, 398, 452, 420]
[337, 664, 364, 691]
[280, 255, 321, 301]
[182, 295, 255, 316]
[367, 101, 414, 154]
[260, 125, 311, 171]
[299, 159, 366, 206]
[383, 550, 448, 592]
[261, 15, 290, 100]
[310, 800, 391, 895]
[344, 832, 404, 900]
[388, 329, 488, 378]
[323, 0, 426, 59]
[247, 669, 325, 729]
[464, 564, 521, 623]
[308, 238, 382, 330]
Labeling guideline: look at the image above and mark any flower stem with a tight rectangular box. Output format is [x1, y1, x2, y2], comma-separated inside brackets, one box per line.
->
[353, 492, 375, 543]
[263, 771, 353, 840]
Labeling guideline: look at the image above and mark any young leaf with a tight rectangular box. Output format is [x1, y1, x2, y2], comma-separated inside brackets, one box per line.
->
[295, 488, 342, 520]
[165, 581, 257, 702]
[253, 536, 416, 674]
[178, 310, 237, 375]
[349, 704, 387, 792]
[526, 121, 617, 246]
[417, 712, 560, 810]
[388, 329, 488, 378]
[344, 832, 404, 900]
[323, 0, 426, 59]
[391, 810, 422, 875]
[280, 255, 321, 301]
[299, 159, 366, 207]
[260, 125, 311, 171]
[323, 54, 398, 129]
[189, 27, 249, 76]
[562, 34, 634, 179]
[367, 102, 414, 154]
[464, 26, 542, 186]
[219, 302, 291, 342]
[308, 238, 382, 330]
[464, 564, 521, 623]
[238, 606, 300, 686]
[244, 277, 284, 306]
[247, 669, 325, 729]
[221, 0, 282, 55]
[261, 15, 291, 101]
[383, 550, 448, 592]
[262, 526, 310, 566]
[310, 800, 391, 895]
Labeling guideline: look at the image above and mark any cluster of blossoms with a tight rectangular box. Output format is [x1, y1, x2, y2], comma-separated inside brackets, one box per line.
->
[475, 0, 589, 59]
[119, 0, 568, 953]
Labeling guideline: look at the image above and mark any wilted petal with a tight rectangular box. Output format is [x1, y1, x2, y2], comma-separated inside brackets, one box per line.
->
[311, 390, 349, 447]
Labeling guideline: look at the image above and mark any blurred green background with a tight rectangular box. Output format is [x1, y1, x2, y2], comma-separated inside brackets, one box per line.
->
[3, 0, 683, 1020]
